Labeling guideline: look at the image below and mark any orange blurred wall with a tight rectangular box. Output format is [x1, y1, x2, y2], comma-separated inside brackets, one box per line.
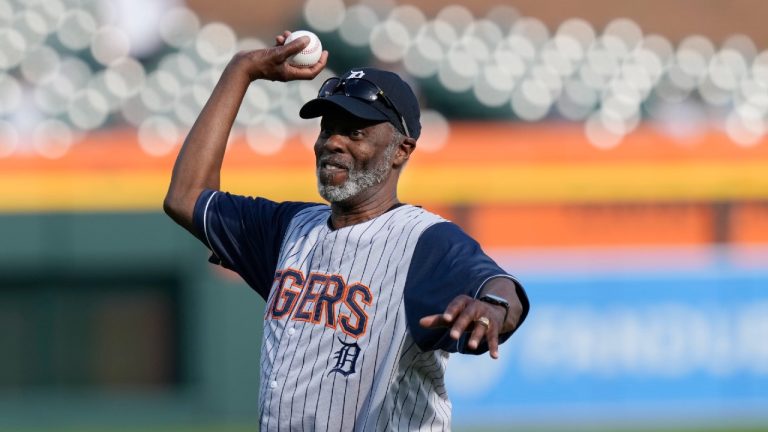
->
[1, 123, 767, 248]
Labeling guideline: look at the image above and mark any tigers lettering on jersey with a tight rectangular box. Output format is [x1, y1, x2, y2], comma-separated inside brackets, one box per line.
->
[267, 268, 373, 338]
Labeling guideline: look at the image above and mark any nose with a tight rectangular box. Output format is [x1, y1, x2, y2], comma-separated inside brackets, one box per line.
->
[317, 132, 346, 154]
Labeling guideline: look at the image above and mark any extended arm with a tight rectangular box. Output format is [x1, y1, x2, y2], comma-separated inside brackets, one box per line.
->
[163, 31, 328, 233]
[405, 222, 528, 360]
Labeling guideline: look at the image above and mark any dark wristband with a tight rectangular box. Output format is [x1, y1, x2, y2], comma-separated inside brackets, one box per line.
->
[478, 293, 510, 328]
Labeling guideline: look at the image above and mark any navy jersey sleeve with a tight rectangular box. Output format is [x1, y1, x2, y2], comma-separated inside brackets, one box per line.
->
[192, 189, 320, 299]
[404, 222, 530, 354]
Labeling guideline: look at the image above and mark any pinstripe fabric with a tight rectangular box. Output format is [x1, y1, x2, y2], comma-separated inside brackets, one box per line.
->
[257, 204, 453, 432]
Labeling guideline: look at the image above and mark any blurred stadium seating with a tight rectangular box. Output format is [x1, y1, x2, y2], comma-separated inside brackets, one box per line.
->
[1, 0, 767, 431]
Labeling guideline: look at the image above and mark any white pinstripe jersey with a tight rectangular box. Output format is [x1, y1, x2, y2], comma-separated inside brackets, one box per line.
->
[192, 189, 528, 432]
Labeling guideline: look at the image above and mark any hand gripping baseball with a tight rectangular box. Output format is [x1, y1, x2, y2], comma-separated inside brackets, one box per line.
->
[419, 295, 510, 359]
[231, 30, 328, 82]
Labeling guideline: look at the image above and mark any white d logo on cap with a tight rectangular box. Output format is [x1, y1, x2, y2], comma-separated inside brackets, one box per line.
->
[348, 71, 365, 79]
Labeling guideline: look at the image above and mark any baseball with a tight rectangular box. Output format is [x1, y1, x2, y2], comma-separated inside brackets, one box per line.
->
[285, 30, 322, 67]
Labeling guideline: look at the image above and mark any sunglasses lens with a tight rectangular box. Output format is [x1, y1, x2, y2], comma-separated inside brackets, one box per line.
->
[342, 79, 380, 102]
[318, 78, 340, 97]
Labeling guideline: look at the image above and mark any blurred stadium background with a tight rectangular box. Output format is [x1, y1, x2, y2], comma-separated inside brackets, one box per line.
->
[2, 0, 768, 430]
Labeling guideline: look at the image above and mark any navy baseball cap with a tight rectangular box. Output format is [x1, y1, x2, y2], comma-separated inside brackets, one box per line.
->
[299, 67, 421, 139]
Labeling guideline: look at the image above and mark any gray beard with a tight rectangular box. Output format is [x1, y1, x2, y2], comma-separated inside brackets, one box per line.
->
[317, 139, 397, 203]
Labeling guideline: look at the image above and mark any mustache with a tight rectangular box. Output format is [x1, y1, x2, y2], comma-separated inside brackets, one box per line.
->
[317, 155, 352, 170]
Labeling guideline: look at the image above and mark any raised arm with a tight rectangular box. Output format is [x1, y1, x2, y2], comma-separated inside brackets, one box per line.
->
[163, 31, 328, 233]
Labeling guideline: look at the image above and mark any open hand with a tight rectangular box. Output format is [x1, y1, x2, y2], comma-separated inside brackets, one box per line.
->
[419, 295, 509, 359]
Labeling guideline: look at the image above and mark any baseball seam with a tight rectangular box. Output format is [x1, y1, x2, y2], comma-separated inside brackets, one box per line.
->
[291, 37, 320, 65]
[300, 42, 319, 55]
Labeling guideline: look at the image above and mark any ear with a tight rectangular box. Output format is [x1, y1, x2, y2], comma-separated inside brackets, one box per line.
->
[392, 136, 416, 168]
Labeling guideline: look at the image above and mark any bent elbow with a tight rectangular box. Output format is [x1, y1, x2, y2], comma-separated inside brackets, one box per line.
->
[162, 189, 201, 233]
[163, 193, 187, 224]
[162, 194, 177, 217]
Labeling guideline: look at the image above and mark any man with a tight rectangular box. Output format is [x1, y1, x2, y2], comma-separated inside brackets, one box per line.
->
[164, 31, 529, 431]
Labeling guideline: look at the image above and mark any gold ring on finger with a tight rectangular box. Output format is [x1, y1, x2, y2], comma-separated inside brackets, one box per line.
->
[475, 316, 490, 328]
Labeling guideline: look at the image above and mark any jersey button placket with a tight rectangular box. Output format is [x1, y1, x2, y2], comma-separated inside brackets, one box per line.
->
[269, 328, 295, 389]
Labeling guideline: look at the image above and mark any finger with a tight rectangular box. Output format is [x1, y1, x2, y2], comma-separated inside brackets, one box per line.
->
[275, 30, 291, 46]
[467, 318, 489, 350]
[277, 35, 310, 61]
[289, 51, 329, 80]
[449, 302, 478, 340]
[308, 50, 329, 73]
[419, 314, 450, 329]
[442, 295, 472, 323]
[487, 323, 501, 360]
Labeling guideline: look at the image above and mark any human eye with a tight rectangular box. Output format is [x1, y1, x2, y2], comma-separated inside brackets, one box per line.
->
[349, 129, 364, 139]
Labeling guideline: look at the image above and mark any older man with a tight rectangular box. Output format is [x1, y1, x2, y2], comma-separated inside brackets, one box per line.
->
[164, 31, 529, 431]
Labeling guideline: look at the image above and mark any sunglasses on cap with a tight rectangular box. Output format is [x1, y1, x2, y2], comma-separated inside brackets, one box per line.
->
[317, 77, 411, 138]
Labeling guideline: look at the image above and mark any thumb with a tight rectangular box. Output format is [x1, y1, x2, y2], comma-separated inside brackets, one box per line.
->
[277, 35, 309, 60]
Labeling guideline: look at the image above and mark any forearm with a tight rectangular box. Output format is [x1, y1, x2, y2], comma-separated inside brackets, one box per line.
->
[479, 277, 525, 333]
[162, 31, 327, 231]
[164, 59, 251, 229]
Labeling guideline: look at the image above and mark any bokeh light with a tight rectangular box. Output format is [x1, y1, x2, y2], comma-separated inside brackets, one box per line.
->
[370, 20, 411, 63]
[0, 0, 13, 26]
[246, 114, 287, 155]
[339, 4, 379, 47]
[57, 9, 97, 51]
[68, 88, 109, 130]
[91, 26, 131, 66]
[466, 19, 503, 48]
[19, 44, 59, 84]
[416, 109, 450, 152]
[676, 36, 714, 82]
[473, 64, 515, 107]
[138, 115, 180, 156]
[32, 119, 73, 159]
[557, 78, 598, 120]
[725, 107, 765, 147]
[0, 119, 17, 157]
[484, 4, 519, 28]
[59, 56, 92, 88]
[437, 44, 478, 92]
[104, 57, 146, 99]
[512, 78, 553, 121]
[511, 17, 549, 49]
[141, 71, 181, 112]
[493, 37, 530, 77]
[585, 111, 624, 149]
[556, 18, 596, 51]
[602, 18, 642, 54]
[13, 9, 49, 48]
[159, 7, 201, 48]
[403, 34, 444, 78]
[435, 5, 474, 36]
[0, 72, 22, 116]
[0, 26, 26, 70]
[303, 0, 346, 33]
[34, 74, 74, 115]
[195, 22, 237, 65]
